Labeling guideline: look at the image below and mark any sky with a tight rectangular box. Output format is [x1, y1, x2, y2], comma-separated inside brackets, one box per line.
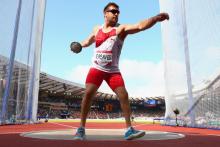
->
[41, 0, 166, 97]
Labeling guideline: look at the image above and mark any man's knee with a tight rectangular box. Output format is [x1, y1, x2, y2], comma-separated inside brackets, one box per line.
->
[121, 91, 128, 99]
[115, 87, 128, 100]
[84, 91, 95, 99]
[84, 84, 98, 98]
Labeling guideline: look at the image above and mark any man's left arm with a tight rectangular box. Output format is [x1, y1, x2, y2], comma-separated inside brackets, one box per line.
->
[119, 13, 169, 37]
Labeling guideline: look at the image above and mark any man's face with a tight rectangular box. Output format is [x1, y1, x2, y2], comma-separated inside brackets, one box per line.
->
[104, 6, 120, 24]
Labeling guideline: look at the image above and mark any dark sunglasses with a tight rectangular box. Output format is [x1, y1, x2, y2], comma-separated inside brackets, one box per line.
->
[106, 9, 120, 14]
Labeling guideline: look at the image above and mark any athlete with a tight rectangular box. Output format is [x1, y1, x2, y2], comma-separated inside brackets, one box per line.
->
[73, 2, 169, 140]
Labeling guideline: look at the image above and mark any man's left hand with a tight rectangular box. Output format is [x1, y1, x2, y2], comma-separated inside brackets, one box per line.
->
[157, 13, 169, 22]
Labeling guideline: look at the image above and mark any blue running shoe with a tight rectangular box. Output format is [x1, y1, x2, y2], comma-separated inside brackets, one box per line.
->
[124, 127, 145, 140]
[73, 127, 86, 140]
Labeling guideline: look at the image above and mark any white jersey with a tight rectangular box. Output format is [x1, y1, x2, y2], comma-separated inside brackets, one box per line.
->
[92, 25, 123, 73]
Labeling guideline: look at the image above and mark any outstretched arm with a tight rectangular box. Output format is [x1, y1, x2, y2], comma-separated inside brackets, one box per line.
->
[118, 13, 169, 39]
[80, 26, 99, 48]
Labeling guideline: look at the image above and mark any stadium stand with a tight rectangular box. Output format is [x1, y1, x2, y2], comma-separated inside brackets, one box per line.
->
[38, 73, 165, 120]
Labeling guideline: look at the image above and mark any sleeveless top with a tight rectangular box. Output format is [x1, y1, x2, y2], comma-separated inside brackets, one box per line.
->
[92, 25, 123, 73]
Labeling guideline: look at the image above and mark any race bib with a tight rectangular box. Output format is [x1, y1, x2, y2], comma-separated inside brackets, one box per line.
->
[95, 52, 112, 66]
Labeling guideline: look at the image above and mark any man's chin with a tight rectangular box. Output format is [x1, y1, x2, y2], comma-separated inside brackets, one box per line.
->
[113, 19, 118, 24]
[114, 18, 118, 22]
[112, 22, 118, 26]
[110, 21, 117, 26]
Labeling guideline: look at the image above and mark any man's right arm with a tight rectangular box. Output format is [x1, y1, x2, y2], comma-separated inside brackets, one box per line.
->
[80, 26, 99, 48]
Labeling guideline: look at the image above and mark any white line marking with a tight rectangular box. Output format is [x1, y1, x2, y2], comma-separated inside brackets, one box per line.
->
[0, 132, 25, 135]
[48, 122, 77, 129]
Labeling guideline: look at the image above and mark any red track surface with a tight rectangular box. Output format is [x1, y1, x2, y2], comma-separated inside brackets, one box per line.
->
[0, 122, 220, 147]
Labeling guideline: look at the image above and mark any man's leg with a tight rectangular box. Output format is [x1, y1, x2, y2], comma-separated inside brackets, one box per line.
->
[114, 87, 145, 140]
[79, 68, 103, 127]
[105, 72, 131, 127]
[74, 83, 98, 140]
[80, 83, 98, 127]
[108, 72, 145, 140]
[114, 86, 131, 128]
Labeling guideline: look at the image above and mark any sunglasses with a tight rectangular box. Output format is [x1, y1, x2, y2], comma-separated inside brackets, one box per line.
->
[106, 9, 120, 14]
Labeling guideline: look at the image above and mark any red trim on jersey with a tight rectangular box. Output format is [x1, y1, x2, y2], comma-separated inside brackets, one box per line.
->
[95, 28, 116, 47]
[96, 50, 112, 53]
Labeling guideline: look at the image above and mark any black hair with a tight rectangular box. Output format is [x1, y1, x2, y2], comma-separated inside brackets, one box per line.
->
[103, 2, 119, 12]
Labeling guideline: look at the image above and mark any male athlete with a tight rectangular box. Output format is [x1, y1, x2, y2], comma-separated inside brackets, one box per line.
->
[73, 2, 169, 140]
